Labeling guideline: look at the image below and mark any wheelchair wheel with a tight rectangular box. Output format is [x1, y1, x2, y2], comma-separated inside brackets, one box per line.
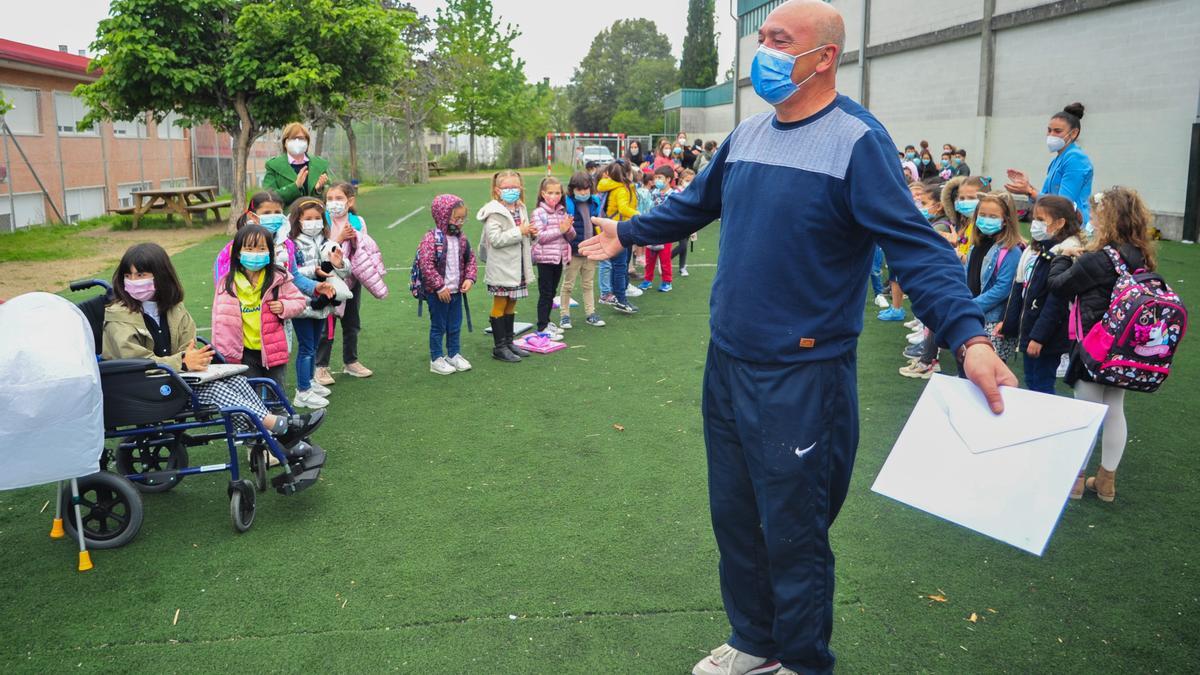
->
[114, 434, 189, 494]
[61, 472, 144, 550]
[229, 479, 256, 533]
[248, 445, 269, 493]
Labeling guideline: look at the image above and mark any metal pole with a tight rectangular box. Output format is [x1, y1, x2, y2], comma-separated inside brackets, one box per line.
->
[3, 127, 16, 232]
[859, 0, 871, 107]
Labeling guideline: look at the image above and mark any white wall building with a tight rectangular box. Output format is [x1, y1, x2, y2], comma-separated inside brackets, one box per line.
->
[727, 0, 1200, 239]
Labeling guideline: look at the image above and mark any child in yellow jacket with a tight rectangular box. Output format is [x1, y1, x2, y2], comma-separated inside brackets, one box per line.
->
[596, 161, 639, 315]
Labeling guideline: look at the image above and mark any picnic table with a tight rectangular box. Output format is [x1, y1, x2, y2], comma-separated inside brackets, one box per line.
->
[127, 185, 230, 229]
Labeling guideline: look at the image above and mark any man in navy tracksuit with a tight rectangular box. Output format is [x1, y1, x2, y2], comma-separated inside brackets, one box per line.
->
[581, 2, 1017, 673]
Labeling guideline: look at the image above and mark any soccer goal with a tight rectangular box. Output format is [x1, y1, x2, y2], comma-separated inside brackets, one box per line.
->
[545, 133, 627, 174]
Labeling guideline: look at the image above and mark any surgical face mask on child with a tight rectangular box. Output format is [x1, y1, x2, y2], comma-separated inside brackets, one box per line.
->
[258, 213, 286, 234]
[286, 138, 308, 157]
[955, 199, 979, 216]
[1030, 219, 1052, 241]
[655, 179, 666, 189]
[301, 219, 324, 237]
[326, 200, 348, 218]
[499, 188, 521, 204]
[975, 215, 1003, 236]
[239, 251, 270, 271]
[124, 277, 156, 302]
[573, 192, 590, 201]
[750, 43, 829, 105]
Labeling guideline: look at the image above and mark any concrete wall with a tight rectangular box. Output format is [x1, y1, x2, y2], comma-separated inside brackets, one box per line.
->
[679, 103, 735, 144]
[728, 0, 1200, 238]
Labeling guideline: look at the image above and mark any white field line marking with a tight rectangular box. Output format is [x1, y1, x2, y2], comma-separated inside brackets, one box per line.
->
[387, 207, 425, 229]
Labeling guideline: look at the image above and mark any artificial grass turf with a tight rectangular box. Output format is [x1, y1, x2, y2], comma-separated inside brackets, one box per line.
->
[1, 176, 1197, 672]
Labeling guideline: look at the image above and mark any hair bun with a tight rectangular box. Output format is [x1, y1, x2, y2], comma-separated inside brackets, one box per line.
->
[1063, 102, 1085, 119]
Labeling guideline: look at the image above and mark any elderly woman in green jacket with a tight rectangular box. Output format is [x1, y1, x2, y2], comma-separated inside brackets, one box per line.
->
[262, 122, 330, 208]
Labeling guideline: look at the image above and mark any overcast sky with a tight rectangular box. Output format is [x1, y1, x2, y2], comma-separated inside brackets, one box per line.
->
[5, 0, 738, 87]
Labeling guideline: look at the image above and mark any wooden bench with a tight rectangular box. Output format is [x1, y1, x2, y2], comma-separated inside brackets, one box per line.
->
[428, 160, 444, 176]
[185, 199, 231, 221]
[108, 205, 137, 215]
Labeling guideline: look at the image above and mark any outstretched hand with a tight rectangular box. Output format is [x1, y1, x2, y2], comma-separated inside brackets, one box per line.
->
[962, 343, 1018, 414]
[578, 217, 624, 261]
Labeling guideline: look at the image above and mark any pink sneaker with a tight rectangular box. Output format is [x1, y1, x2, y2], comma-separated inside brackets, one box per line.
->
[342, 362, 373, 378]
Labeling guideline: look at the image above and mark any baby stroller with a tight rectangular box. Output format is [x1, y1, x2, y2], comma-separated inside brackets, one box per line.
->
[70, 279, 327, 533]
[0, 292, 143, 571]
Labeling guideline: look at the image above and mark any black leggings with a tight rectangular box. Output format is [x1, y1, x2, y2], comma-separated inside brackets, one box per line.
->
[315, 285, 362, 367]
[671, 239, 689, 268]
[535, 262, 564, 330]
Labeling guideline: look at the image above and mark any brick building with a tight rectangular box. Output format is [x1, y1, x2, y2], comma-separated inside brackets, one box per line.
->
[0, 39, 273, 231]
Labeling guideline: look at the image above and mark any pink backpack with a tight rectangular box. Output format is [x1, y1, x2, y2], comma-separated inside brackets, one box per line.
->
[1076, 246, 1188, 392]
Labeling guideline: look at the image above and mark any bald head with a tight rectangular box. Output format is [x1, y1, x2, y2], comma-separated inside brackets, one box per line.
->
[767, 0, 846, 56]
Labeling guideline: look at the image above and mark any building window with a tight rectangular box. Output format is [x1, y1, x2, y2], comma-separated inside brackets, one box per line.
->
[64, 187, 105, 223]
[0, 192, 46, 229]
[112, 114, 149, 139]
[156, 111, 186, 140]
[117, 182, 152, 208]
[160, 177, 190, 188]
[54, 92, 98, 136]
[430, 143, 443, 155]
[1, 86, 40, 135]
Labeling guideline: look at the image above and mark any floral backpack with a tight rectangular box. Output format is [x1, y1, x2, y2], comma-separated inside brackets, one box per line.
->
[1076, 246, 1188, 392]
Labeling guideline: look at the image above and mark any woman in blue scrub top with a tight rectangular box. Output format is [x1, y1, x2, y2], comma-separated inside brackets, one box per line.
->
[1005, 102, 1094, 225]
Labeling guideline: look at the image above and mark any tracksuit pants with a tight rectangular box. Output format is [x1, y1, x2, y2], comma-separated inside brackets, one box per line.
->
[703, 343, 859, 674]
[644, 244, 673, 283]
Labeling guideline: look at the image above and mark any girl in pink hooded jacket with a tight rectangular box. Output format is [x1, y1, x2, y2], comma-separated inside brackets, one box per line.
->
[211, 224, 308, 389]
[530, 176, 575, 336]
[314, 182, 388, 384]
[418, 194, 478, 375]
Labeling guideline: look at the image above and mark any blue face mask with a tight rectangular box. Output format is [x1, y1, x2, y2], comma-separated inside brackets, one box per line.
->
[499, 188, 521, 204]
[655, 179, 666, 189]
[941, 159, 950, 168]
[905, 152, 916, 160]
[920, 158, 930, 165]
[750, 43, 827, 105]
[258, 213, 285, 233]
[919, 207, 932, 220]
[952, 157, 963, 166]
[239, 251, 270, 271]
[975, 215, 1003, 235]
[955, 199, 979, 216]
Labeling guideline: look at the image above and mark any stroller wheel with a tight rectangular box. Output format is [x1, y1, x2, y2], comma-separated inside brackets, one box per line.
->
[115, 434, 189, 494]
[61, 472, 144, 550]
[229, 479, 256, 533]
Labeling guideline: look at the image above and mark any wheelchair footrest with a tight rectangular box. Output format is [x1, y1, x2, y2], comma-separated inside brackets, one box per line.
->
[271, 443, 325, 495]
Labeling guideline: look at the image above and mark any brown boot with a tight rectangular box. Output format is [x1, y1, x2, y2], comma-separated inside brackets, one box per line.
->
[1085, 466, 1116, 502]
[1069, 472, 1085, 500]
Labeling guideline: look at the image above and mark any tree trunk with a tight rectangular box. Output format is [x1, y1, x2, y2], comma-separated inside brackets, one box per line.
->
[342, 116, 358, 182]
[416, 126, 429, 183]
[468, 119, 477, 171]
[312, 123, 328, 157]
[227, 95, 255, 235]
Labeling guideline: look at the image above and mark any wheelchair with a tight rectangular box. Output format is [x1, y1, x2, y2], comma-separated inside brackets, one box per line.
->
[69, 279, 327, 536]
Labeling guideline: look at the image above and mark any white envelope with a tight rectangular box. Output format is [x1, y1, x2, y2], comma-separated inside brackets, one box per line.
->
[871, 374, 1107, 556]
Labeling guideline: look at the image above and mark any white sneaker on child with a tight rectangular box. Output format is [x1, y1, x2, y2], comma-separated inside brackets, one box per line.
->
[448, 354, 472, 372]
[874, 293, 890, 308]
[293, 389, 329, 409]
[626, 284, 644, 297]
[309, 381, 331, 397]
[692, 643, 781, 675]
[430, 357, 456, 375]
[680, 266, 689, 277]
[1057, 353, 1070, 378]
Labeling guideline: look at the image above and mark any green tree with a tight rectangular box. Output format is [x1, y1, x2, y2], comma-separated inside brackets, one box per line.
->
[78, 0, 409, 232]
[615, 58, 678, 133]
[569, 19, 673, 132]
[435, 0, 526, 170]
[680, 0, 719, 89]
[609, 109, 657, 136]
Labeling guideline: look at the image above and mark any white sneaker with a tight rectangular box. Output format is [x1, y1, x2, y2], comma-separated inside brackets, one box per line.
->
[692, 643, 781, 675]
[874, 293, 890, 308]
[309, 381, 331, 397]
[907, 331, 926, 345]
[626, 283, 644, 297]
[430, 357, 456, 375]
[447, 354, 472, 372]
[1057, 353, 1070, 378]
[904, 319, 922, 329]
[293, 389, 329, 409]
[680, 266, 689, 277]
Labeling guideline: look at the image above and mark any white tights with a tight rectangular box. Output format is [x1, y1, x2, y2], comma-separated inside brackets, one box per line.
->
[1073, 380, 1127, 471]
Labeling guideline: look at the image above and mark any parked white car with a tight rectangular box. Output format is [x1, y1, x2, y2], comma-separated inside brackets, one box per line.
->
[580, 145, 615, 166]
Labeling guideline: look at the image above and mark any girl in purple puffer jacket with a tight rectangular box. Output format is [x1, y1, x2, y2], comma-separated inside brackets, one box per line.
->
[530, 176, 575, 337]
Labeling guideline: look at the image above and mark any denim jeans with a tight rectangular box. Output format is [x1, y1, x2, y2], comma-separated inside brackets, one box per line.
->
[610, 247, 630, 303]
[292, 318, 324, 392]
[1023, 351, 1062, 394]
[870, 246, 885, 296]
[427, 292, 464, 361]
[598, 259, 612, 295]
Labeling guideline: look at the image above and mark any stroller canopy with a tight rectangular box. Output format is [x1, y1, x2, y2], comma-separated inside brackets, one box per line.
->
[0, 292, 104, 490]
